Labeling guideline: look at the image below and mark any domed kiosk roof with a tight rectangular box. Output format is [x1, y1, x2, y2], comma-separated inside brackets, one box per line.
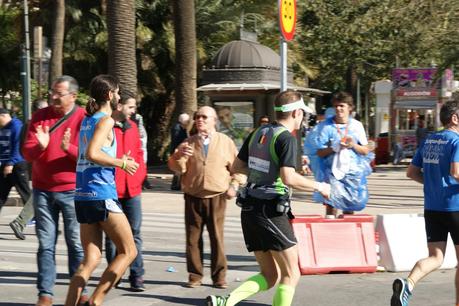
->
[211, 40, 280, 70]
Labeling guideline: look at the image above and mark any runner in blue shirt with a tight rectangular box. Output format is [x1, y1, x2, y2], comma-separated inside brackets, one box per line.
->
[65, 75, 139, 306]
[391, 99, 459, 306]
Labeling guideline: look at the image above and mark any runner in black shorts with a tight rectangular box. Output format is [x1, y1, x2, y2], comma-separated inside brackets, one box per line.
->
[207, 90, 330, 306]
[391, 99, 459, 306]
[424, 210, 459, 244]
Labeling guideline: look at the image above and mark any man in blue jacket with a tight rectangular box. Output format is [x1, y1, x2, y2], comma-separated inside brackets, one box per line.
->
[0, 108, 31, 213]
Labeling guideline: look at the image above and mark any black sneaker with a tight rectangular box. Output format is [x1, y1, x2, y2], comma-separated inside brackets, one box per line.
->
[130, 276, 145, 292]
[142, 180, 153, 190]
[9, 221, 25, 240]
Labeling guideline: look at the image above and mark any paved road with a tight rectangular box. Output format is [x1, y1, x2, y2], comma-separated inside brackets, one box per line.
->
[0, 165, 455, 305]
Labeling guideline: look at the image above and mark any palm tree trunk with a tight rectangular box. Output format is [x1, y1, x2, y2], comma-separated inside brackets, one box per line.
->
[107, 0, 137, 94]
[49, 0, 65, 85]
[172, 0, 197, 115]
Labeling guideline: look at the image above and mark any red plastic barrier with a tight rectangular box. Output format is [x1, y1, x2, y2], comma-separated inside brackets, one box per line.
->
[291, 214, 377, 275]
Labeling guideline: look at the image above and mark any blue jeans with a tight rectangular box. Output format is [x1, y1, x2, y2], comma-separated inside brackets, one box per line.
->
[34, 189, 84, 297]
[105, 195, 144, 278]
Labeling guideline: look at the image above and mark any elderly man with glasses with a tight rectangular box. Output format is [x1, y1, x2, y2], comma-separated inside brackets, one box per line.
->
[168, 106, 246, 290]
[22, 75, 87, 306]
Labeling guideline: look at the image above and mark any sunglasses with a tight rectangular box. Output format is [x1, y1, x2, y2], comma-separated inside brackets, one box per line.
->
[194, 114, 208, 120]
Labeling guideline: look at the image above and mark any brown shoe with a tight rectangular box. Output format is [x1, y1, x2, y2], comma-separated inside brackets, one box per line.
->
[184, 280, 202, 288]
[213, 282, 228, 289]
[36, 296, 52, 306]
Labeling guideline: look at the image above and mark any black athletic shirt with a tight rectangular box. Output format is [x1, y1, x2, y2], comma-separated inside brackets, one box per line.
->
[238, 124, 297, 169]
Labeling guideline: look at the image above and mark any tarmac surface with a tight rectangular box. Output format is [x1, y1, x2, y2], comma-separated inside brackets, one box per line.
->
[0, 164, 456, 305]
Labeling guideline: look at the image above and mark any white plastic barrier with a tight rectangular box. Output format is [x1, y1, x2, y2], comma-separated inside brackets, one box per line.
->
[376, 214, 457, 272]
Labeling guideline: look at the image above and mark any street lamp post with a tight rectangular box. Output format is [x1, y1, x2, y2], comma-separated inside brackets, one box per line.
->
[21, 0, 32, 121]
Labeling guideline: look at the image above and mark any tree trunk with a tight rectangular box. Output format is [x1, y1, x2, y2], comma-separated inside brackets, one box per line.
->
[346, 64, 358, 101]
[49, 0, 65, 85]
[107, 0, 137, 95]
[172, 0, 197, 116]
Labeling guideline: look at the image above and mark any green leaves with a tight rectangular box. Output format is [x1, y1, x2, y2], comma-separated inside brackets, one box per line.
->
[297, 0, 459, 91]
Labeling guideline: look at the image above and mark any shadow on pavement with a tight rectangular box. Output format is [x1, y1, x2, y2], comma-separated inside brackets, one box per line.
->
[143, 250, 256, 263]
[121, 293, 267, 305]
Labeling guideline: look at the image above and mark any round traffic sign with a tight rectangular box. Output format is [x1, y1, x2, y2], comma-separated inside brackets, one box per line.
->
[279, 0, 297, 41]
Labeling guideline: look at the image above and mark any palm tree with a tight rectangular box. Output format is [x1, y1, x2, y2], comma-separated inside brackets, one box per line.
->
[172, 0, 197, 115]
[49, 0, 65, 85]
[106, 0, 137, 94]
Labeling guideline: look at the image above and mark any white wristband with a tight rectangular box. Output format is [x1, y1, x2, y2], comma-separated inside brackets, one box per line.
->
[314, 182, 326, 193]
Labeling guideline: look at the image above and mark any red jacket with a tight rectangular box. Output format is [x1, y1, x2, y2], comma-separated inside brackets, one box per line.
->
[114, 119, 147, 199]
[22, 106, 86, 192]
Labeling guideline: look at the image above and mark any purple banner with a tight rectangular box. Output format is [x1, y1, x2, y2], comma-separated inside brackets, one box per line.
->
[392, 68, 437, 89]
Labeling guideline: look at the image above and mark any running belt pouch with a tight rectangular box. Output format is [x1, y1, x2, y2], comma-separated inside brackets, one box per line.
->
[48, 105, 77, 134]
[275, 193, 291, 214]
[236, 187, 248, 208]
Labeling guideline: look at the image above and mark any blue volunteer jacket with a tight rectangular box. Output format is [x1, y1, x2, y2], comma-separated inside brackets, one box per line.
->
[0, 117, 25, 166]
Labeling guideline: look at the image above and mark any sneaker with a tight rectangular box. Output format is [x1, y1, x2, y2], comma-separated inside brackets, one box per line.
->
[77, 294, 90, 306]
[36, 295, 53, 306]
[130, 276, 146, 292]
[206, 295, 229, 306]
[26, 218, 36, 227]
[391, 278, 412, 306]
[9, 221, 25, 240]
[115, 279, 123, 289]
[142, 180, 153, 190]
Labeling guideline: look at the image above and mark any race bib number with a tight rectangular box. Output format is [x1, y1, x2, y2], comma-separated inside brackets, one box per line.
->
[248, 156, 270, 173]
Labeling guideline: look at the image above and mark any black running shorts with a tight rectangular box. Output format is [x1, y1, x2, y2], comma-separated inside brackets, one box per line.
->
[424, 210, 459, 244]
[75, 199, 122, 224]
[241, 200, 297, 252]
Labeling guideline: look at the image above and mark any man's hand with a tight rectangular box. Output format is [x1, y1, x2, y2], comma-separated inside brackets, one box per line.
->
[175, 142, 194, 158]
[35, 125, 50, 150]
[341, 136, 355, 149]
[3, 165, 13, 177]
[301, 155, 312, 175]
[226, 184, 238, 199]
[61, 128, 71, 152]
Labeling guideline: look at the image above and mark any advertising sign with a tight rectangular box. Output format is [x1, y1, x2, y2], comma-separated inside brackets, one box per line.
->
[392, 68, 438, 100]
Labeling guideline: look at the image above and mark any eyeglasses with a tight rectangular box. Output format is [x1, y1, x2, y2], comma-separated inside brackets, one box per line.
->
[48, 90, 72, 98]
[194, 114, 208, 120]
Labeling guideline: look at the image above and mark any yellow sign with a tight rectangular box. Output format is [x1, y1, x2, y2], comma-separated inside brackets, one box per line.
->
[279, 0, 297, 41]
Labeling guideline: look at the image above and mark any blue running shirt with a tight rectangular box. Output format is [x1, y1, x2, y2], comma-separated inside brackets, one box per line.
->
[75, 112, 117, 201]
[412, 129, 459, 211]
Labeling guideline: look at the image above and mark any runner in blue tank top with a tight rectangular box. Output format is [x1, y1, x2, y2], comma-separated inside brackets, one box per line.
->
[65, 75, 139, 306]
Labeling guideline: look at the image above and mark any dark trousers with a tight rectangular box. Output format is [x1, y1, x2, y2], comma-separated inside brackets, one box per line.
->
[184, 193, 227, 284]
[0, 161, 31, 211]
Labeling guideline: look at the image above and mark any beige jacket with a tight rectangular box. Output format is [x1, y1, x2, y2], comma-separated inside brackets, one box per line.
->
[168, 132, 246, 198]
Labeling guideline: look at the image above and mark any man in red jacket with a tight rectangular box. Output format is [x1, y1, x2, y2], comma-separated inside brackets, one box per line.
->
[105, 90, 147, 291]
[22, 75, 86, 306]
